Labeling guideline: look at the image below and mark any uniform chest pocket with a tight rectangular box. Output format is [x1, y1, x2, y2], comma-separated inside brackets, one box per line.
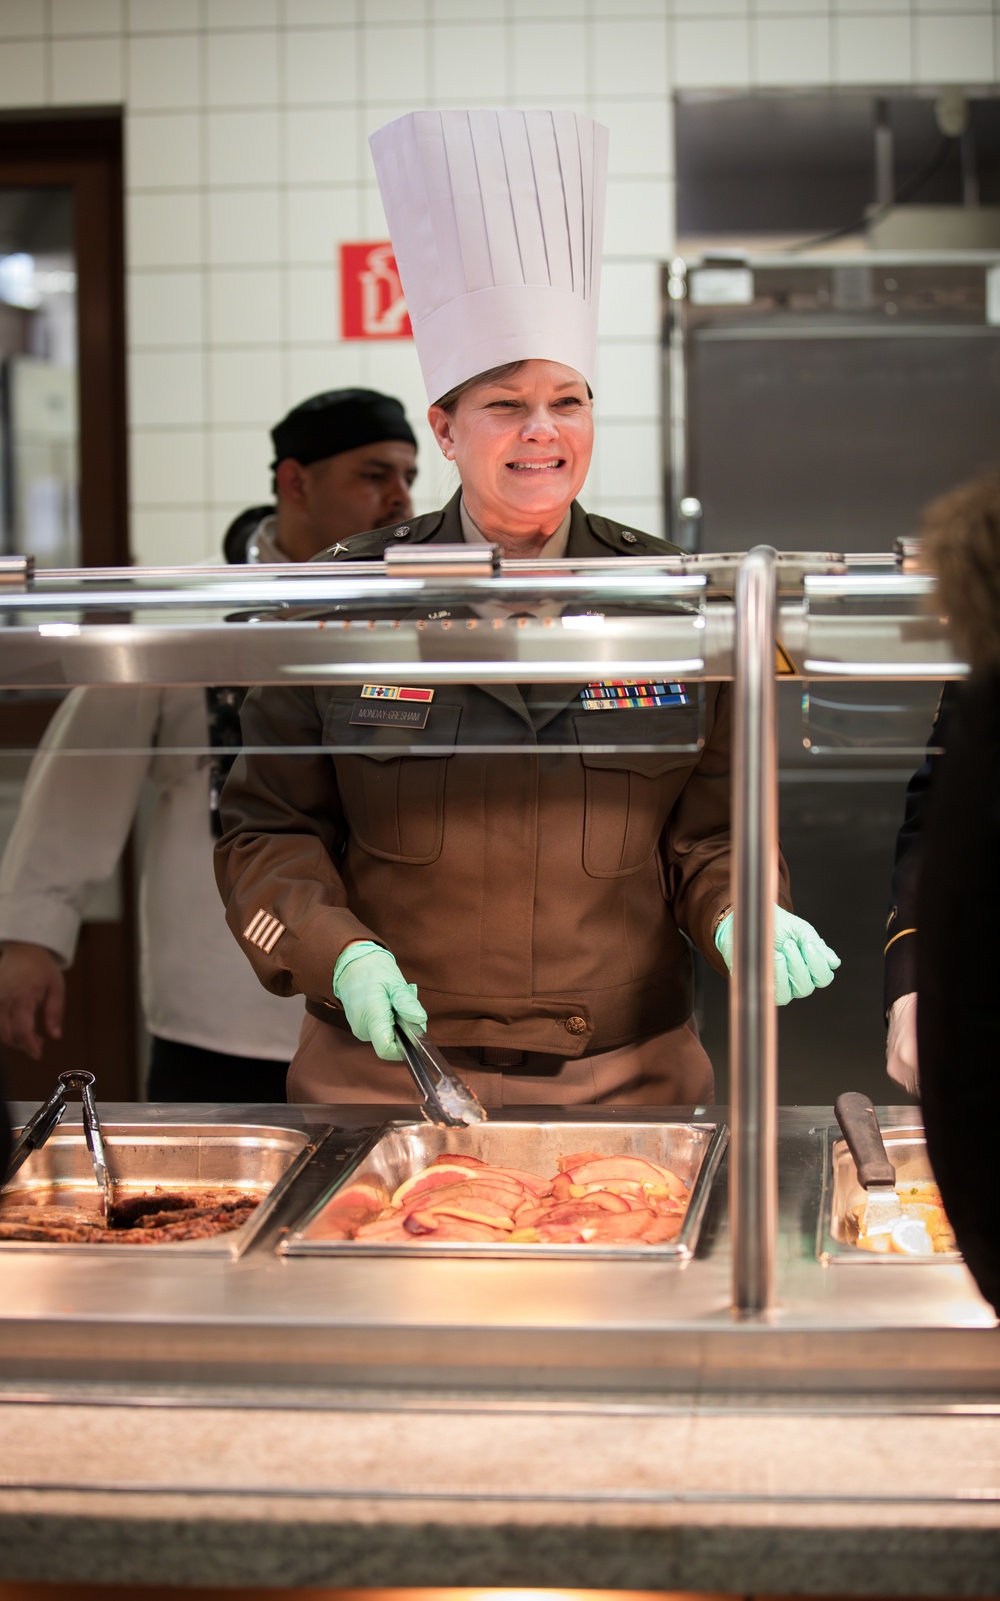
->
[323, 701, 462, 865]
[574, 710, 700, 877]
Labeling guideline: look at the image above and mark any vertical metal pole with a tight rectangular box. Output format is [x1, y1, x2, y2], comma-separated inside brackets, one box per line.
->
[874, 99, 894, 208]
[730, 546, 779, 1316]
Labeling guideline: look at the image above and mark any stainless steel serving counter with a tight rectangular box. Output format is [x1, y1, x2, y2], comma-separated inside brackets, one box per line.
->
[0, 1102, 994, 1399]
[1, 1101, 998, 1595]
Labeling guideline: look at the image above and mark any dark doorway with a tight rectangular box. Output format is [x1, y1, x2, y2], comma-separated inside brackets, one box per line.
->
[0, 112, 136, 1104]
[0, 111, 128, 568]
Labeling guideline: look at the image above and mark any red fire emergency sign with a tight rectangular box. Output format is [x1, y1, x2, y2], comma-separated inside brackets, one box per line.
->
[340, 242, 412, 340]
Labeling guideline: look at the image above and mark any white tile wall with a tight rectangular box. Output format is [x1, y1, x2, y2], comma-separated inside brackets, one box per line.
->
[128, 270, 204, 348]
[593, 19, 668, 97]
[206, 0, 279, 28]
[834, 13, 912, 83]
[204, 29, 280, 108]
[286, 185, 360, 265]
[287, 267, 340, 345]
[52, 39, 124, 103]
[598, 262, 661, 340]
[0, 1, 46, 39]
[127, 113, 201, 189]
[595, 341, 661, 420]
[605, 178, 675, 259]
[286, 341, 364, 404]
[206, 189, 282, 267]
[130, 350, 206, 429]
[208, 269, 283, 346]
[130, 508, 208, 566]
[51, 0, 123, 36]
[597, 99, 673, 178]
[673, 17, 751, 89]
[362, 22, 428, 101]
[431, 23, 508, 101]
[205, 110, 280, 186]
[3, 0, 997, 556]
[0, 41, 45, 106]
[208, 349, 285, 426]
[512, 20, 587, 99]
[915, 13, 995, 81]
[754, 17, 832, 86]
[127, 192, 203, 270]
[285, 107, 359, 183]
[127, 0, 200, 33]
[284, 27, 359, 105]
[131, 429, 207, 507]
[594, 420, 662, 503]
[127, 34, 202, 112]
[208, 428, 273, 506]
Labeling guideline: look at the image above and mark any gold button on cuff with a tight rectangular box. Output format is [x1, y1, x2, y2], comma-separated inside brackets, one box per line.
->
[565, 1015, 588, 1035]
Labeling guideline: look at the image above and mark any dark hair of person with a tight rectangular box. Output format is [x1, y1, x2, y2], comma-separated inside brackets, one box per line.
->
[922, 470, 1000, 673]
[433, 360, 593, 413]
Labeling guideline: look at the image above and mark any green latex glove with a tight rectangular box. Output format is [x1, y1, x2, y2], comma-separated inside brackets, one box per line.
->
[714, 907, 840, 1006]
[332, 940, 428, 1061]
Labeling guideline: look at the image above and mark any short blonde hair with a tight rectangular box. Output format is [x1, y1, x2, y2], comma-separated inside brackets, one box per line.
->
[922, 470, 1000, 672]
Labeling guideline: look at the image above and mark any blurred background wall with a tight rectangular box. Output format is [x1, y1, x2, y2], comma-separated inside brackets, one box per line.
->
[0, 0, 994, 565]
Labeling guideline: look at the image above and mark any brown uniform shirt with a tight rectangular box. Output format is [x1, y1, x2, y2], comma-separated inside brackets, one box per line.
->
[215, 495, 790, 1060]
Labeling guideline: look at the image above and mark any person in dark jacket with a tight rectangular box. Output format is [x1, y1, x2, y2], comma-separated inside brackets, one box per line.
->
[916, 470, 1000, 1315]
[883, 683, 961, 1095]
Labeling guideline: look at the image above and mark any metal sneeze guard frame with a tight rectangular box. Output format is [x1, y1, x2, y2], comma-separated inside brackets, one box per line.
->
[0, 547, 965, 1319]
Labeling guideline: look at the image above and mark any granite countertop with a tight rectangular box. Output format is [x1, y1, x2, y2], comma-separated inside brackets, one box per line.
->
[0, 1391, 998, 1592]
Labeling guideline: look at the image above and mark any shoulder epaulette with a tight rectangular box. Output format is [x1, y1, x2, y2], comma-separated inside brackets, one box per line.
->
[315, 508, 447, 562]
[585, 512, 684, 557]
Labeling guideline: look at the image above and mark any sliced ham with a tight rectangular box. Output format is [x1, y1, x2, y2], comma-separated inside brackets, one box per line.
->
[562, 1156, 688, 1199]
[343, 1150, 694, 1246]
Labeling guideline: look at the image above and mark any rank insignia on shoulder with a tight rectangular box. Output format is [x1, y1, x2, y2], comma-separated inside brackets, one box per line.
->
[361, 684, 434, 703]
[580, 680, 689, 710]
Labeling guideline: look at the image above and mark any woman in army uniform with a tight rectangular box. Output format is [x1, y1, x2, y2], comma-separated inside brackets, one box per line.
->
[214, 110, 838, 1106]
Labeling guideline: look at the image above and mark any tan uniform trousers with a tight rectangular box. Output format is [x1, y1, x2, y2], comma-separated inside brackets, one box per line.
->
[287, 1015, 715, 1108]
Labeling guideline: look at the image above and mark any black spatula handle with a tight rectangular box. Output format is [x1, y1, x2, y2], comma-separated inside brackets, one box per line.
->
[834, 1092, 896, 1190]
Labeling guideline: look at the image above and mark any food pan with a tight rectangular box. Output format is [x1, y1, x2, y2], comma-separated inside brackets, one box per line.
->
[0, 1122, 314, 1258]
[281, 1118, 728, 1260]
[817, 1123, 961, 1265]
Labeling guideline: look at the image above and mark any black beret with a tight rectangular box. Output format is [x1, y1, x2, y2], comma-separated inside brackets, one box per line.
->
[270, 388, 417, 468]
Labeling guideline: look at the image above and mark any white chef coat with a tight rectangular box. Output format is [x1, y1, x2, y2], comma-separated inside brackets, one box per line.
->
[0, 529, 303, 1061]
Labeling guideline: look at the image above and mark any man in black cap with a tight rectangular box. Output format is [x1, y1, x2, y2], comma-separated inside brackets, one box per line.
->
[0, 388, 418, 1105]
[225, 388, 418, 564]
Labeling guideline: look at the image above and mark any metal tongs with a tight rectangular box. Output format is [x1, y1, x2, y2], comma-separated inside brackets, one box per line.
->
[394, 1018, 488, 1127]
[3, 1069, 114, 1215]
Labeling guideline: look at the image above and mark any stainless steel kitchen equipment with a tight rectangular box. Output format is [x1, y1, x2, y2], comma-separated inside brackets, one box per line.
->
[59, 1069, 113, 1215]
[819, 1120, 960, 1265]
[668, 254, 1000, 554]
[0, 1120, 316, 1256]
[2, 1073, 69, 1186]
[280, 1117, 728, 1259]
[834, 1090, 902, 1238]
[393, 1018, 488, 1127]
[0, 545, 984, 1349]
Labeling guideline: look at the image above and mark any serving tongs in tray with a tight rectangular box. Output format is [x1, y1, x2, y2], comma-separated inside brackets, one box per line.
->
[394, 1018, 487, 1127]
[4, 1069, 114, 1216]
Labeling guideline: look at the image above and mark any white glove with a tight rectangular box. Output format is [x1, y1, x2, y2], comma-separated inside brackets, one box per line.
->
[886, 991, 919, 1097]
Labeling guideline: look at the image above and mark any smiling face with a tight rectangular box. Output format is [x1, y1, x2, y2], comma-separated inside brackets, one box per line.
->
[428, 360, 594, 546]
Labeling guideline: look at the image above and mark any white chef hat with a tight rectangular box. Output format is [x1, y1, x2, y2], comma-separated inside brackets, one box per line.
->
[369, 109, 608, 404]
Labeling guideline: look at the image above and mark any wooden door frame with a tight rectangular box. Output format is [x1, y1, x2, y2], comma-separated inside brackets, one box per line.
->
[0, 113, 138, 1100]
[0, 112, 129, 566]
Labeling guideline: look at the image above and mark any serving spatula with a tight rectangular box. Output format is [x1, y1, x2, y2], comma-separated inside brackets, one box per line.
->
[834, 1091, 901, 1237]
